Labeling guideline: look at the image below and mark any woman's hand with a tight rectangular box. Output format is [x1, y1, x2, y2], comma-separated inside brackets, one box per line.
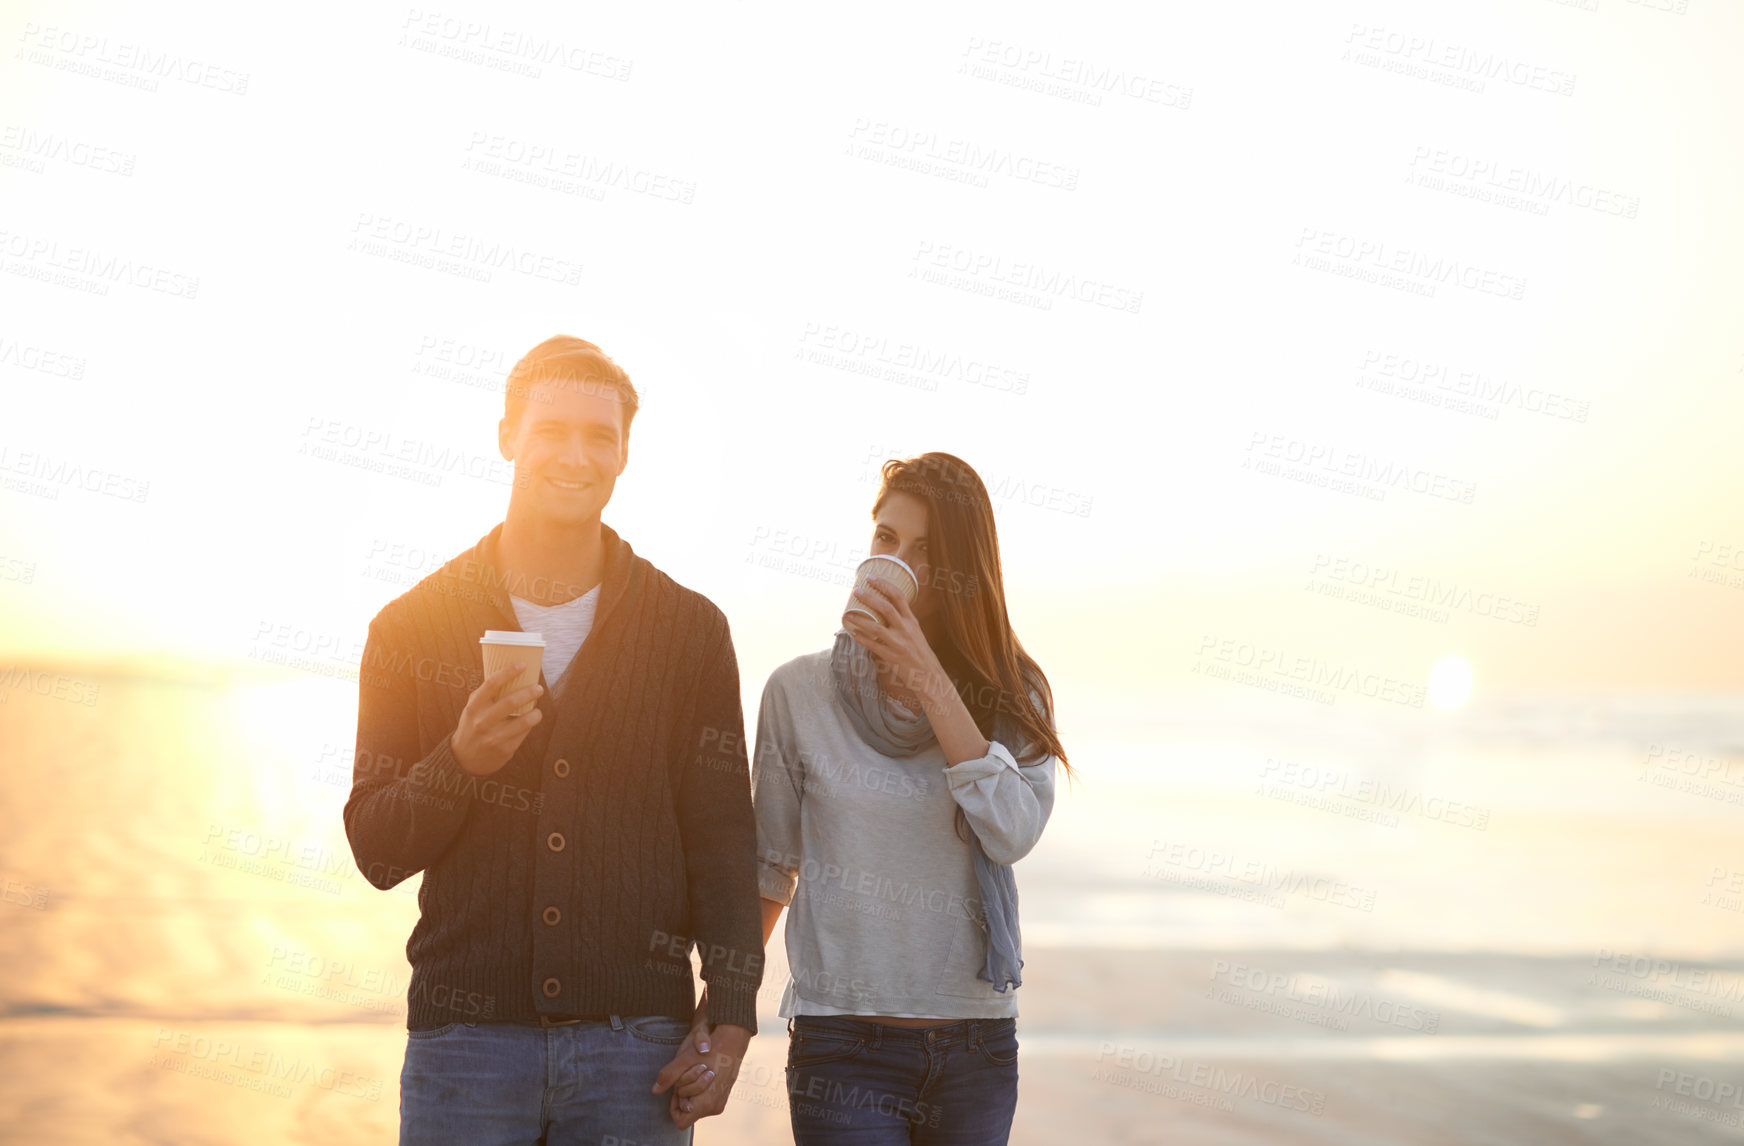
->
[843, 576, 948, 715]
[845, 575, 994, 767]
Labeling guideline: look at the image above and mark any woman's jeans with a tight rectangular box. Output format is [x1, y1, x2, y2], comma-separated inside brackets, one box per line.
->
[398, 1015, 694, 1146]
[786, 1015, 1019, 1145]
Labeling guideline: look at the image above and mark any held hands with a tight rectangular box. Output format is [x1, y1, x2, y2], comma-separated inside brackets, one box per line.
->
[450, 663, 543, 776]
[843, 576, 948, 716]
[651, 1015, 714, 1127]
[652, 1003, 750, 1129]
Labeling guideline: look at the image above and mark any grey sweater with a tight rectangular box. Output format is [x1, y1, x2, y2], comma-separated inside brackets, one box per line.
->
[752, 647, 1056, 1019]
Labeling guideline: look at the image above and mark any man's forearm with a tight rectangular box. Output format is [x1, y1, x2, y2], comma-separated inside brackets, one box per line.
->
[345, 732, 476, 887]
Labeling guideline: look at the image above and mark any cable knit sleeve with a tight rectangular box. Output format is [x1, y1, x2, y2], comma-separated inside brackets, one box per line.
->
[673, 615, 764, 1033]
[343, 610, 476, 889]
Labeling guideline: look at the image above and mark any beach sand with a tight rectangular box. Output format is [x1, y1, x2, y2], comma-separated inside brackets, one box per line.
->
[4, 947, 1742, 1146]
[1, 674, 1739, 1142]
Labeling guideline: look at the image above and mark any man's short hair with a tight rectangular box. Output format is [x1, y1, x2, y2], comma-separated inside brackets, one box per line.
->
[504, 335, 639, 438]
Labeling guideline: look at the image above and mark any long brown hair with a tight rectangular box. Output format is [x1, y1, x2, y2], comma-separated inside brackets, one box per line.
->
[874, 453, 1070, 779]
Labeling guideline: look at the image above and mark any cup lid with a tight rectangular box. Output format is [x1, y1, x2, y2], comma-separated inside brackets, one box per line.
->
[481, 630, 545, 645]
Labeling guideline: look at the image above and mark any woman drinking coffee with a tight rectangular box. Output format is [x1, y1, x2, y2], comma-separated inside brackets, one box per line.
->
[751, 451, 1070, 1144]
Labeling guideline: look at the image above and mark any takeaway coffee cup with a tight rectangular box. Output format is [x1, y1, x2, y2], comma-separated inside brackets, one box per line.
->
[479, 631, 545, 716]
[843, 554, 918, 627]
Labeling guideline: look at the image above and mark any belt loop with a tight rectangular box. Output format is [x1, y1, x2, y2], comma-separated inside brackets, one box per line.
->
[868, 1023, 882, 1052]
[608, 1014, 624, 1031]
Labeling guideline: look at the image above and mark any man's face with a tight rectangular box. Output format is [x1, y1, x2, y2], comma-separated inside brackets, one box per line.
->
[498, 377, 629, 526]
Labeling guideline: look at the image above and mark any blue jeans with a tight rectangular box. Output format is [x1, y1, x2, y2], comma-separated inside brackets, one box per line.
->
[399, 1015, 694, 1146]
[785, 1015, 1019, 1145]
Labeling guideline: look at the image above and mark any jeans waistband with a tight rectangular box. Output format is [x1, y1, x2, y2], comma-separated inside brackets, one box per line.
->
[500, 1013, 614, 1028]
[789, 1014, 1015, 1049]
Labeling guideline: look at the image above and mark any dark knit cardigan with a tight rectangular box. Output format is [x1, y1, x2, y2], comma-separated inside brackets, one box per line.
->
[343, 521, 763, 1032]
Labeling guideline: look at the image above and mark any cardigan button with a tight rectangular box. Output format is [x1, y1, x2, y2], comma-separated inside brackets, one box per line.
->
[547, 832, 565, 852]
[542, 977, 561, 998]
[543, 906, 561, 926]
[553, 758, 570, 778]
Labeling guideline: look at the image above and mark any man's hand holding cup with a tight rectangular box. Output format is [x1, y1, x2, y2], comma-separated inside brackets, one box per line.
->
[453, 631, 546, 776]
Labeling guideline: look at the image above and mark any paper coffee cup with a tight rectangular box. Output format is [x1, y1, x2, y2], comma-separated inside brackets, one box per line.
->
[843, 554, 918, 627]
[479, 630, 544, 716]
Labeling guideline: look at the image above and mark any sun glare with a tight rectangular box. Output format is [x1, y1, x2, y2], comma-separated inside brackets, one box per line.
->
[1427, 656, 1474, 710]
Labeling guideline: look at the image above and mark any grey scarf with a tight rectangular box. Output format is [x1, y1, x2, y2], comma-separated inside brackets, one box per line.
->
[830, 629, 1024, 993]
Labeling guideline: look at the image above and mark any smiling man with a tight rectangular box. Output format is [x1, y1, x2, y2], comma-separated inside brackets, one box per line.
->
[343, 335, 762, 1144]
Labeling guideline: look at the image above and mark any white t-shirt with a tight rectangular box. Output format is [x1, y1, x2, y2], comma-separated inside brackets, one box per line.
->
[508, 584, 602, 694]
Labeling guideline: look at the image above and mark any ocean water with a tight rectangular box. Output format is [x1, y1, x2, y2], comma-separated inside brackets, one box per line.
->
[1, 669, 1739, 1143]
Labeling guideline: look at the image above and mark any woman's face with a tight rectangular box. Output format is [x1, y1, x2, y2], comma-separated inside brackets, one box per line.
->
[869, 491, 935, 620]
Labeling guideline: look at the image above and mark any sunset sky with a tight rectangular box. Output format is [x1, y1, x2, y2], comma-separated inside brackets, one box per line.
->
[4, 9, 1744, 1143]
[4, 0, 1741, 702]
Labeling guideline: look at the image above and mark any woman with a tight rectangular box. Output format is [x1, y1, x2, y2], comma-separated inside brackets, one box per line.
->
[751, 452, 1070, 1144]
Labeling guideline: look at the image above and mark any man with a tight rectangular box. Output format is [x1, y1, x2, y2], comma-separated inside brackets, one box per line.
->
[344, 335, 761, 1144]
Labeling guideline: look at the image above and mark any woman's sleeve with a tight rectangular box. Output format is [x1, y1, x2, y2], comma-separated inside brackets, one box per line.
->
[944, 686, 1059, 864]
[750, 670, 804, 905]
